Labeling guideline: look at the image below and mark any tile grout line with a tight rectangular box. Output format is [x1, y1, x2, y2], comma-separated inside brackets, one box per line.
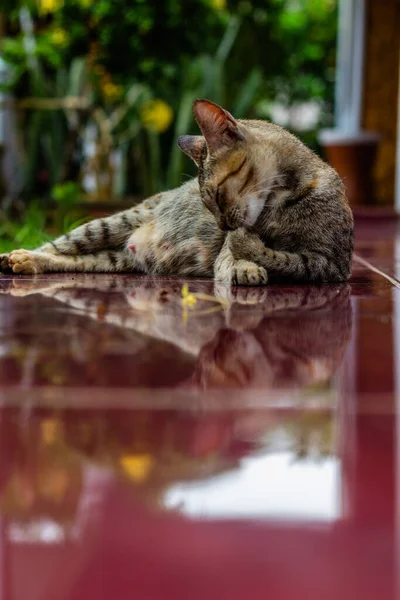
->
[353, 253, 400, 290]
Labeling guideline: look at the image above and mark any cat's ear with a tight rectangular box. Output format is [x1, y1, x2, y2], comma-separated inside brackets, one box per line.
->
[177, 135, 204, 165]
[193, 99, 244, 154]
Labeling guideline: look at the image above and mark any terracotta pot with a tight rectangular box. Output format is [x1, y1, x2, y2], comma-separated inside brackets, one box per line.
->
[318, 130, 380, 206]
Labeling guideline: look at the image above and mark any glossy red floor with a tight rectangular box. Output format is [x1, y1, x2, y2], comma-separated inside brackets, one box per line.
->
[0, 218, 399, 600]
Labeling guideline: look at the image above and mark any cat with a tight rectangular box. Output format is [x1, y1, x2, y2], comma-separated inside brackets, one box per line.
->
[0, 99, 354, 285]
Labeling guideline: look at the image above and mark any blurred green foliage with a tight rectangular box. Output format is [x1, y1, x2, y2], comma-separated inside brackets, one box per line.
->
[0, 182, 89, 254]
[0, 0, 338, 209]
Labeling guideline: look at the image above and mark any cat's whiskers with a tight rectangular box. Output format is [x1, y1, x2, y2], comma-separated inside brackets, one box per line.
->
[241, 174, 285, 199]
[239, 183, 285, 228]
[240, 183, 283, 204]
[242, 176, 276, 197]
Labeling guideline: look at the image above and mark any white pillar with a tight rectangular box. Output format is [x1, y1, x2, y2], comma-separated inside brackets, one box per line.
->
[335, 0, 366, 133]
[319, 0, 377, 147]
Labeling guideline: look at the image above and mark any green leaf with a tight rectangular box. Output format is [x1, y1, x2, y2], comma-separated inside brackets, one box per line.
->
[166, 89, 199, 189]
[25, 111, 45, 193]
[233, 68, 263, 116]
[215, 14, 241, 64]
[68, 56, 87, 97]
[52, 181, 81, 206]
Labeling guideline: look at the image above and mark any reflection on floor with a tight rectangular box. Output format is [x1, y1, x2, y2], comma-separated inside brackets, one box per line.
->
[0, 218, 398, 599]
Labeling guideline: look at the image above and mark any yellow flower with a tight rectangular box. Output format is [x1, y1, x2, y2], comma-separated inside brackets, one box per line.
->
[50, 28, 69, 47]
[141, 99, 174, 133]
[38, 0, 64, 14]
[41, 418, 62, 445]
[210, 0, 226, 10]
[181, 283, 197, 308]
[180, 284, 228, 323]
[102, 81, 124, 103]
[120, 454, 154, 483]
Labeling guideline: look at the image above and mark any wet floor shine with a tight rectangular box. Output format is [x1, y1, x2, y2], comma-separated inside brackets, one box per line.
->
[0, 218, 398, 599]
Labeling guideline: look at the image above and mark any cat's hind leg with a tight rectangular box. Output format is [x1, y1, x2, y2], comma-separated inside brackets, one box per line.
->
[39, 209, 140, 256]
[0, 197, 165, 273]
[39, 199, 160, 257]
[7, 247, 138, 275]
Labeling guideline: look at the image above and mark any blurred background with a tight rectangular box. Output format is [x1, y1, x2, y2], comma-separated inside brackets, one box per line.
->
[0, 0, 399, 252]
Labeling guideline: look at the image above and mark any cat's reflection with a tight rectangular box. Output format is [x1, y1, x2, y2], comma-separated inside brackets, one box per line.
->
[0, 279, 352, 524]
[0, 277, 352, 391]
[186, 286, 351, 390]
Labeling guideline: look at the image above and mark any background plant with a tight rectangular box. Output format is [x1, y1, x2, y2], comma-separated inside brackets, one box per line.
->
[0, 0, 338, 247]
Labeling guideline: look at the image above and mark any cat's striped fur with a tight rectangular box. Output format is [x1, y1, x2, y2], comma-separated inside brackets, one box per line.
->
[0, 99, 354, 285]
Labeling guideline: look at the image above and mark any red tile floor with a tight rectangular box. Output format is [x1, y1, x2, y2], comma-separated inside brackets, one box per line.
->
[0, 217, 399, 599]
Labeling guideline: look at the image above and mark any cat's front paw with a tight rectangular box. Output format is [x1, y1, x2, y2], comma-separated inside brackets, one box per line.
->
[8, 249, 40, 275]
[231, 261, 268, 286]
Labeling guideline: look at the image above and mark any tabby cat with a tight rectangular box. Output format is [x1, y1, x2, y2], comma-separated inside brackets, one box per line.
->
[0, 99, 354, 285]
